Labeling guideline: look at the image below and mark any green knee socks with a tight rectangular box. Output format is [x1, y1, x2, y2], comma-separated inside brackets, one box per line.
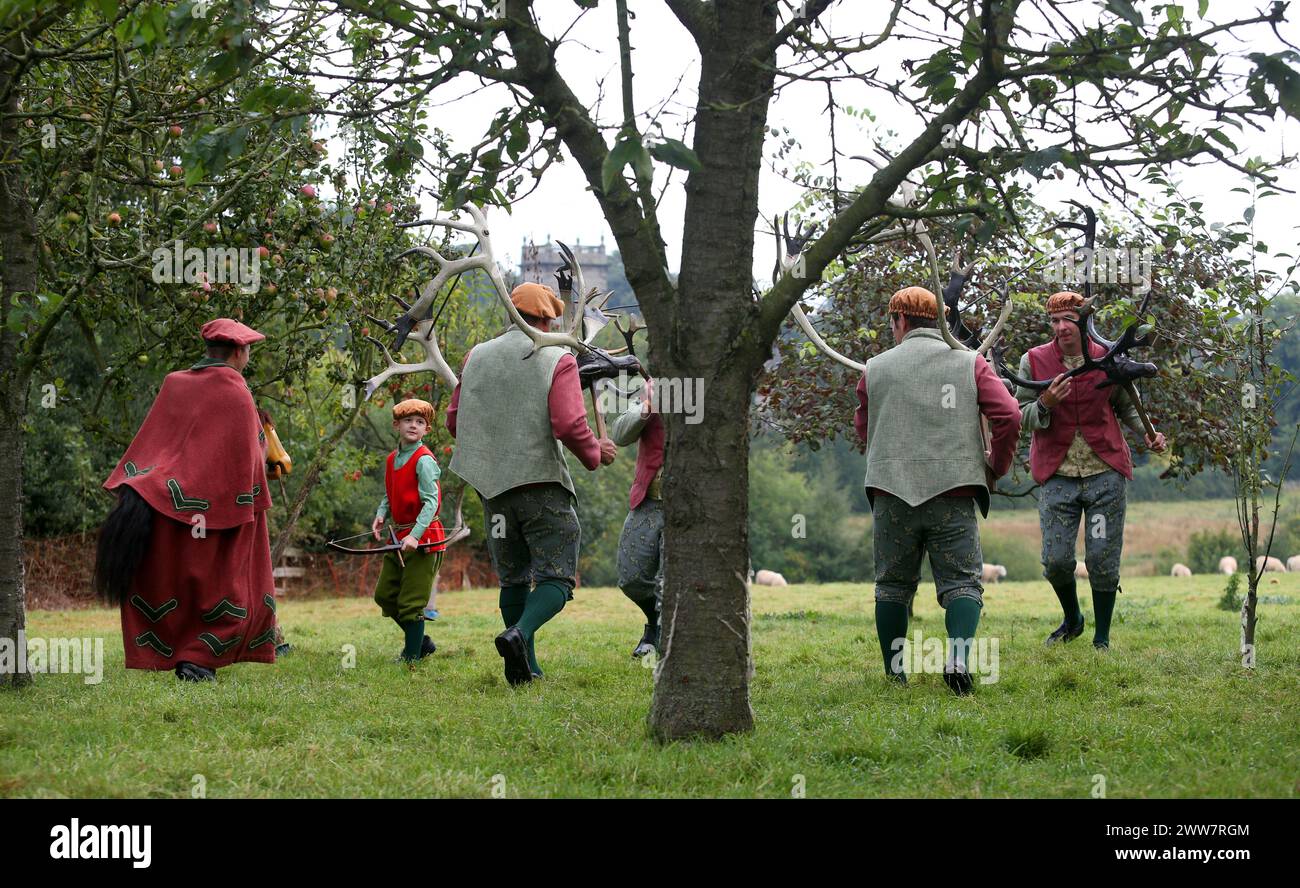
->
[944, 597, 982, 667]
[499, 584, 540, 674]
[1093, 587, 1117, 647]
[875, 601, 910, 678]
[1052, 577, 1083, 626]
[499, 584, 528, 628]
[633, 595, 659, 629]
[400, 620, 425, 661]
[517, 581, 569, 640]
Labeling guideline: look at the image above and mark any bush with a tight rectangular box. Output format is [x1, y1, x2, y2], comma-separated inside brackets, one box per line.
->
[1218, 573, 1242, 612]
[1186, 529, 1244, 576]
[749, 445, 869, 583]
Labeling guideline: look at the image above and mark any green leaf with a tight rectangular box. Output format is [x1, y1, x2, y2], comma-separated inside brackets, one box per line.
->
[1206, 129, 1238, 150]
[1105, 0, 1145, 28]
[959, 15, 982, 66]
[1021, 146, 1063, 178]
[1249, 51, 1300, 121]
[97, 0, 119, 20]
[647, 138, 701, 174]
[1198, 0, 1209, 18]
[602, 137, 642, 192]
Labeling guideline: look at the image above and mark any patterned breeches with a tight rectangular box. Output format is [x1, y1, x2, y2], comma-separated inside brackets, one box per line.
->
[872, 494, 984, 608]
[1038, 470, 1127, 592]
[617, 499, 663, 607]
[480, 483, 581, 591]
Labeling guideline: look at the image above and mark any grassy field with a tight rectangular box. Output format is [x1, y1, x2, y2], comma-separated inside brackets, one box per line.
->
[2, 573, 1298, 798]
[844, 498, 1285, 578]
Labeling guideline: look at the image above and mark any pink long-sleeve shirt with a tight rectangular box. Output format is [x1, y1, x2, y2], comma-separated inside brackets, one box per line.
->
[447, 349, 601, 470]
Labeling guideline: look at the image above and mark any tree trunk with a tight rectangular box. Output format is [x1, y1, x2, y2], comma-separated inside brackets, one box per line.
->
[648, 2, 777, 740]
[1241, 472, 1260, 667]
[651, 366, 757, 738]
[0, 356, 31, 689]
[0, 60, 39, 688]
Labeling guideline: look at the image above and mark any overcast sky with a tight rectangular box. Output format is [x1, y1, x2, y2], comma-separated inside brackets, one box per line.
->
[352, 1, 1300, 285]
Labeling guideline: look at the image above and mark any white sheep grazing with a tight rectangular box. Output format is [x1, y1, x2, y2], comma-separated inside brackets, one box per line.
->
[754, 569, 788, 587]
[1255, 555, 1287, 573]
[1074, 563, 1089, 579]
[1171, 563, 1192, 577]
[981, 564, 1007, 583]
[1219, 556, 1237, 576]
[1287, 555, 1300, 573]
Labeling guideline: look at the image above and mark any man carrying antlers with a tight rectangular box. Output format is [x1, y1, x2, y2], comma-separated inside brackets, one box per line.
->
[856, 287, 1021, 694]
[447, 282, 618, 685]
[610, 376, 665, 659]
[1015, 290, 1167, 650]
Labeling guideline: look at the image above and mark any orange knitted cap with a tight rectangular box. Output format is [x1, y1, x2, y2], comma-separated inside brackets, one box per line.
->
[393, 398, 434, 425]
[1046, 291, 1085, 314]
[887, 286, 940, 320]
[511, 282, 565, 320]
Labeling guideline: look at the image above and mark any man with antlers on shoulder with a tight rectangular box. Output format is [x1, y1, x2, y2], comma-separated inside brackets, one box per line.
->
[1015, 290, 1166, 651]
[447, 282, 617, 685]
[855, 287, 1021, 694]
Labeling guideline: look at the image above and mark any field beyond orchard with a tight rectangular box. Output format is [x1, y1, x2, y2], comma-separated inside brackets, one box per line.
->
[3, 574, 1298, 798]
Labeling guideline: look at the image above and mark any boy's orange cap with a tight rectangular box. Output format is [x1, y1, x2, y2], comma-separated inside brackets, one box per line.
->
[393, 398, 434, 425]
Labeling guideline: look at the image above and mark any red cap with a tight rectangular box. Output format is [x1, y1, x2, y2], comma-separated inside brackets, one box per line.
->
[200, 318, 265, 345]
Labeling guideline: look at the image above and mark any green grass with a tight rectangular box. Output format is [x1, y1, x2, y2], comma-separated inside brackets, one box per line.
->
[3, 574, 1299, 798]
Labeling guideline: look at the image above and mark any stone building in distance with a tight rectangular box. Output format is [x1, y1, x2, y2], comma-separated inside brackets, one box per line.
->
[520, 237, 610, 293]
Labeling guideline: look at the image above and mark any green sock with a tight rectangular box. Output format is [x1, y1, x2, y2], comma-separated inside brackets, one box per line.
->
[875, 601, 910, 678]
[516, 580, 569, 640]
[499, 584, 528, 629]
[633, 596, 659, 629]
[499, 584, 539, 675]
[1052, 577, 1082, 625]
[400, 620, 425, 661]
[1093, 587, 1117, 646]
[944, 597, 982, 668]
[526, 635, 541, 677]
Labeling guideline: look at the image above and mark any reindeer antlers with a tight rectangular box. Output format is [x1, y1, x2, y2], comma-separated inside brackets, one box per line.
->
[384, 205, 592, 358]
[362, 273, 461, 398]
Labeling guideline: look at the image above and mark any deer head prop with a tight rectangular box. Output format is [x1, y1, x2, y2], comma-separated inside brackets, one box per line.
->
[551, 240, 644, 387]
[989, 201, 1161, 439]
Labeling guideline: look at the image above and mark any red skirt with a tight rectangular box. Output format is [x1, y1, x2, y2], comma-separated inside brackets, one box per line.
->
[121, 511, 277, 670]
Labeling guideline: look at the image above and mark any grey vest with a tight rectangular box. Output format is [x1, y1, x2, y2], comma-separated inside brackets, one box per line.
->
[864, 328, 990, 515]
[449, 328, 576, 500]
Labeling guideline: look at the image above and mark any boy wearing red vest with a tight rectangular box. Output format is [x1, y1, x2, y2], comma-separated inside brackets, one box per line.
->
[1015, 291, 1166, 650]
[371, 399, 447, 662]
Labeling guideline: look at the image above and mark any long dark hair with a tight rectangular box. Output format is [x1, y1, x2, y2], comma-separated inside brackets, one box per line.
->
[93, 486, 154, 604]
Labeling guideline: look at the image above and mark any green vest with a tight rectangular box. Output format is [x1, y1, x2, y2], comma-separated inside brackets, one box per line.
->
[449, 328, 576, 500]
[864, 328, 990, 515]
